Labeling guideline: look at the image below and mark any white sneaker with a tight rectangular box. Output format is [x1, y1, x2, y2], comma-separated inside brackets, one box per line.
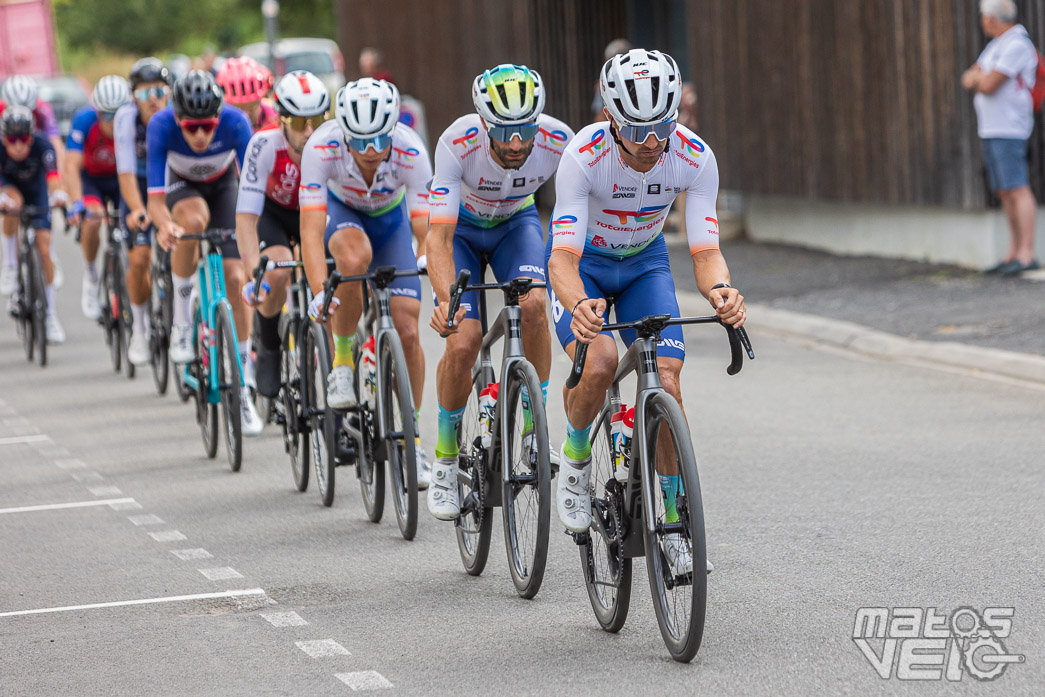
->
[81, 276, 100, 320]
[45, 314, 66, 344]
[128, 332, 150, 366]
[169, 323, 195, 363]
[240, 386, 263, 436]
[557, 441, 592, 533]
[427, 456, 460, 520]
[51, 253, 63, 288]
[326, 365, 357, 409]
[662, 533, 694, 577]
[1, 266, 17, 295]
[415, 444, 431, 490]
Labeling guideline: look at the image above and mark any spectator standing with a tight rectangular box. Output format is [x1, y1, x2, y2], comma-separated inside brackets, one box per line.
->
[962, 0, 1040, 276]
[359, 48, 396, 85]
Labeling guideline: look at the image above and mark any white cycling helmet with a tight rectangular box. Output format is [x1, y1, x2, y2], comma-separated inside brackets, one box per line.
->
[334, 78, 400, 139]
[600, 48, 681, 126]
[274, 70, 330, 117]
[1, 75, 38, 108]
[92, 75, 132, 113]
[471, 64, 545, 126]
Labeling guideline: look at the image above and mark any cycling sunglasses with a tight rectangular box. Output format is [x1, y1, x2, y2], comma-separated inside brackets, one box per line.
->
[615, 118, 677, 143]
[179, 117, 220, 135]
[347, 133, 392, 153]
[99, 110, 117, 122]
[2, 134, 31, 145]
[134, 85, 170, 101]
[486, 121, 539, 143]
[281, 113, 327, 131]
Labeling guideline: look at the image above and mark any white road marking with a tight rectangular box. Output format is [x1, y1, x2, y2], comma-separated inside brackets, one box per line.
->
[87, 486, 123, 497]
[260, 611, 308, 627]
[0, 588, 267, 617]
[54, 459, 87, 470]
[109, 500, 143, 511]
[70, 472, 105, 483]
[198, 567, 243, 581]
[296, 639, 351, 658]
[170, 548, 213, 560]
[335, 672, 393, 691]
[148, 530, 187, 542]
[0, 498, 136, 515]
[127, 514, 164, 526]
[0, 434, 50, 446]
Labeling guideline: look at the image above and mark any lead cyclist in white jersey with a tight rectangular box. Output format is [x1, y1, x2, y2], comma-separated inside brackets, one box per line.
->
[426, 64, 575, 521]
[547, 49, 747, 576]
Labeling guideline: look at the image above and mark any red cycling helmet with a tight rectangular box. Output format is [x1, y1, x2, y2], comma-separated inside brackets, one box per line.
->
[216, 56, 273, 104]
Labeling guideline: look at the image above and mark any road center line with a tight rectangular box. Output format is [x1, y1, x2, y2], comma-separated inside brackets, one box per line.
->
[0, 588, 268, 617]
[0, 434, 50, 446]
[0, 498, 136, 515]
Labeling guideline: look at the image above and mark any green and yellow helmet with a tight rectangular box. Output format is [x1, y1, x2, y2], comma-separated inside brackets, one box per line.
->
[471, 64, 545, 126]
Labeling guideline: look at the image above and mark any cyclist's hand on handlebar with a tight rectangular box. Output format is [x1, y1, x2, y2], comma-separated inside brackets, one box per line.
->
[0, 192, 16, 211]
[66, 199, 85, 226]
[127, 208, 150, 231]
[156, 221, 184, 251]
[416, 254, 427, 271]
[430, 301, 466, 337]
[710, 285, 746, 329]
[570, 297, 607, 344]
[307, 289, 339, 323]
[49, 189, 69, 209]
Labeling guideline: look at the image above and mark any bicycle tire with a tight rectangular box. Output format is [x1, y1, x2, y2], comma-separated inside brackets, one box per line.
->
[215, 302, 243, 472]
[17, 247, 34, 361]
[29, 247, 46, 367]
[380, 331, 418, 541]
[581, 405, 632, 632]
[148, 288, 169, 394]
[114, 255, 135, 379]
[356, 351, 385, 524]
[455, 369, 493, 576]
[192, 299, 219, 459]
[282, 317, 309, 491]
[641, 391, 707, 663]
[500, 360, 551, 598]
[101, 255, 122, 372]
[307, 322, 336, 507]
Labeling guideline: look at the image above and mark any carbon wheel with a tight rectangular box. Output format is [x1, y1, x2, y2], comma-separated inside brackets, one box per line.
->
[455, 369, 493, 576]
[307, 323, 336, 507]
[380, 332, 417, 540]
[215, 302, 243, 472]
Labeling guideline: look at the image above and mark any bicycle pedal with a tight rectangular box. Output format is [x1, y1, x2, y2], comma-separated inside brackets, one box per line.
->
[570, 531, 590, 546]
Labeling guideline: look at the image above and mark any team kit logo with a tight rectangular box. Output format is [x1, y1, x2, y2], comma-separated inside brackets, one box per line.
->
[429, 186, 450, 201]
[578, 129, 606, 155]
[313, 140, 340, 155]
[551, 215, 577, 235]
[675, 132, 705, 157]
[452, 127, 480, 147]
[538, 127, 568, 145]
[392, 146, 420, 162]
[601, 205, 668, 225]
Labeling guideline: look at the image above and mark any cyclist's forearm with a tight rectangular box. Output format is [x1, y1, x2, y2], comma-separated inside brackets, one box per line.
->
[118, 173, 144, 212]
[63, 152, 84, 201]
[410, 215, 428, 258]
[235, 212, 261, 274]
[147, 193, 172, 228]
[548, 249, 587, 312]
[691, 249, 731, 298]
[300, 209, 329, 295]
[427, 222, 456, 303]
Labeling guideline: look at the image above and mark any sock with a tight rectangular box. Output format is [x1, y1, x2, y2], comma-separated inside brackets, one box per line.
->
[414, 408, 422, 449]
[434, 404, 465, 458]
[258, 311, 280, 349]
[131, 302, 148, 335]
[238, 339, 251, 362]
[84, 262, 99, 283]
[45, 284, 55, 316]
[2, 233, 16, 267]
[172, 274, 193, 326]
[520, 381, 549, 434]
[332, 332, 356, 369]
[563, 418, 592, 461]
[658, 474, 684, 523]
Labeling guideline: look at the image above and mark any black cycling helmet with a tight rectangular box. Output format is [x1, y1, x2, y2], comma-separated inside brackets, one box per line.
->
[129, 57, 172, 89]
[171, 70, 224, 120]
[1, 105, 35, 138]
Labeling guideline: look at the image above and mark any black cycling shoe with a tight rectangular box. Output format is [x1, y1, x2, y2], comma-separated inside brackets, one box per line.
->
[256, 344, 281, 398]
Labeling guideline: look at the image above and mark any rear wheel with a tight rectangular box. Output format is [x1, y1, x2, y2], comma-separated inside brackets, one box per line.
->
[102, 255, 122, 373]
[113, 254, 134, 379]
[17, 247, 34, 361]
[28, 247, 47, 367]
[380, 332, 417, 541]
[215, 302, 243, 472]
[149, 253, 170, 394]
[282, 318, 309, 492]
[192, 300, 219, 459]
[642, 392, 707, 663]
[307, 323, 336, 507]
[356, 338, 385, 523]
[455, 370, 493, 576]
[500, 360, 551, 598]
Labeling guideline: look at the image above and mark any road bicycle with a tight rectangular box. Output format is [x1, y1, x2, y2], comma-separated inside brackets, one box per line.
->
[310, 265, 422, 540]
[94, 203, 136, 379]
[178, 229, 244, 472]
[440, 264, 552, 599]
[565, 312, 753, 661]
[3, 206, 48, 367]
[149, 239, 174, 395]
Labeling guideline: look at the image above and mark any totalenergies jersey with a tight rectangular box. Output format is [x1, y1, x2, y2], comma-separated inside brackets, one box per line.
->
[429, 113, 574, 229]
[298, 120, 431, 219]
[145, 105, 252, 195]
[113, 102, 148, 179]
[550, 122, 720, 259]
[66, 106, 117, 177]
[236, 127, 301, 213]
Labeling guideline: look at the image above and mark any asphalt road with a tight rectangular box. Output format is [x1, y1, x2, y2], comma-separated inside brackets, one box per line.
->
[1, 237, 1042, 695]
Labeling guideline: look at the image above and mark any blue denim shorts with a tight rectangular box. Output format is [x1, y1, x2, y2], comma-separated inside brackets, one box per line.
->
[981, 138, 1029, 192]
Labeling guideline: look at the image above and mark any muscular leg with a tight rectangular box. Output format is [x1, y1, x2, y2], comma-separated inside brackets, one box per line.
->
[390, 296, 424, 406]
[126, 245, 151, 305]
[170, 198, 206, 328]
[34, 229, 54, 284]
[223, 258, 249, 341]
[256, 244, 293, 320]
[519, 287, 551, 383]
[2, 187, 23, 269]
[327, 225, 372, 342]
[81, 201, 103, 271]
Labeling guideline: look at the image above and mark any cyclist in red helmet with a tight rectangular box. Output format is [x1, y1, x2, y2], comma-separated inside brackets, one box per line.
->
[216, 57, 278, 133]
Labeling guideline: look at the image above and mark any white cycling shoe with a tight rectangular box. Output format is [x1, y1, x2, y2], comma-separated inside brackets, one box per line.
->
[427, 456, 460, 520]
[415, 445, 431, 490]
[81, 277, 100, 320]
[1, 266, 17, 295]
[45, 314, 65, 344]
[128, 332, 150, 366]
[326, 365, 357, 409]
[662, 533, 714, 576]
[169, 323, 195, 363]
[556, 442, 592, 533]
[240, 387, 263, 436]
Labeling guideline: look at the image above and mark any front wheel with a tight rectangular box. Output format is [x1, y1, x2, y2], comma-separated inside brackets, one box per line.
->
[102, 257, 122, 373]
[641, 392, 707, 663]
[500, 360, 551, 599]
[191, 300, 219, 459]
[215, 302, 243, 472]
[282, 318, 309, 492]
[28, 248, 47, 367]
[455, 369, 493, 576]
[149, 254, 171, 394]
[380, 332, 417, 541]
[306, 323, 336, 507]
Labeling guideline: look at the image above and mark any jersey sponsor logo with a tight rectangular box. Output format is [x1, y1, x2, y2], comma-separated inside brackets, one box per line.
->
[429, 186, 450, 201]
[647, 184, 661, 195]
[591, 235, 607, 247]
[612, 191, 635, 199]
[300, 182, 323, 192]
[657, 337, 685, 353]
[477, 176, 500, 191]
[513, 177, 525, 187]
[313, 140, 340, 155]
[675, 131, 705, 157]
[518, 264, 545, 275]
[578, 129, 606, 156]
[538, 127, 568, 145]
[392, 146, 420, 162]
[452, 127, 480, 147]
[602, 204, 669, 225]
[613, 183, 637, 192]
[552, 215, 577, 230]
[706, 216, 719, 235]
[550, 289, 565, 322]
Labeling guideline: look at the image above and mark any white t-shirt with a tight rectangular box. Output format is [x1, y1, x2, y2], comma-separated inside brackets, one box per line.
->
[974, 24, 1039, 139]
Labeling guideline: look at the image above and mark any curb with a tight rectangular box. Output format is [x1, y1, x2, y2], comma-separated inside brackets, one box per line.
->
[675, 291, 1045, 386]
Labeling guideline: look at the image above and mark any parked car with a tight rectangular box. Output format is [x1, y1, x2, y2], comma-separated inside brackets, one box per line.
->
[36, 74, 90, 138]
[238, 38, 345, 97]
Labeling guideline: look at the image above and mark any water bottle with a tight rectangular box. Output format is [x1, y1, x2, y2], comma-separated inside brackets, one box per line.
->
[610, 405, 634, 482]
[361, 335, 377, 407]
[478, 382, 499, 448]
